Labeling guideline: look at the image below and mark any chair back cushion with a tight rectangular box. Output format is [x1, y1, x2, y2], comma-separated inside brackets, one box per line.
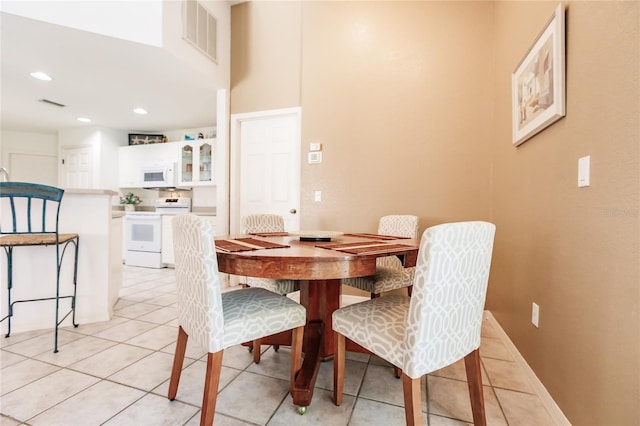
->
[173, 214, 225, 353]
[378, 215, 419, 238]
[403, 221, 496, 378]
[242, 214, 285, 233]
[377, 215, 419, 269]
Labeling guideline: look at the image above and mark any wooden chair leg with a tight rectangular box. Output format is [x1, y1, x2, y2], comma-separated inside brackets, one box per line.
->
[168, 326, 188, 400]
[402, 373, 422, 426]
[333, 332, 345, 405]
[370, 292, 381, 299]
[252, 339, 261, 364]
[394, 366, 402, 378]
[290, 326, 304, 392]
[201, 350, 223, 426]
[464, 349, 487, 426]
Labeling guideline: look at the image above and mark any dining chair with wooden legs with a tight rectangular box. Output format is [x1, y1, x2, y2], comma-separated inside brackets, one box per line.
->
[241, 213, 300, 363]
[333, 221, 496, 426]
[342, 214, 419, 299]
[168, 215, 306, 425]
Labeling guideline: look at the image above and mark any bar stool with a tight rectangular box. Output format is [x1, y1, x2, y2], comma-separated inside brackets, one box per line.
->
[0, 182, 79, 352]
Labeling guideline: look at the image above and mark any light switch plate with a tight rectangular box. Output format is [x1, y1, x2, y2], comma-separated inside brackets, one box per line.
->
[308, 152, 322, 164]
[309, 142, 322, 152]
[578, 156, 590, 187]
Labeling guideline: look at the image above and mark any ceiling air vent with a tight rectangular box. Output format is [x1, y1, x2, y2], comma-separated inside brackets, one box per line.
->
[183, 0, 217, 63]
[39, 99, 66, 108]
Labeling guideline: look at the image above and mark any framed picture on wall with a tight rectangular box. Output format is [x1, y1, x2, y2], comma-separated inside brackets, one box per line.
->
[128, 134, 165, 145]
[512, 3, 566, 146]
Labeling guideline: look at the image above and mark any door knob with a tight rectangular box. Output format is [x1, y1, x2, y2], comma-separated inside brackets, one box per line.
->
[290, 208, 297, 214]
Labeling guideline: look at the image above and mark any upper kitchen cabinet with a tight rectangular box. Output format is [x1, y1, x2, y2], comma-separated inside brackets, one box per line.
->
[178, 139, 214, 186]
[118, 143, 180, 188]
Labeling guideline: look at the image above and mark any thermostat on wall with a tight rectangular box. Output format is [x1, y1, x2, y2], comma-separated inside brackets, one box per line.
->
[308, 151, 322, 164]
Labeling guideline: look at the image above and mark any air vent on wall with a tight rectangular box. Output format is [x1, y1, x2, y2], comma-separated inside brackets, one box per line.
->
[183, 0, 217, 63]
[39, 99, 66, 108]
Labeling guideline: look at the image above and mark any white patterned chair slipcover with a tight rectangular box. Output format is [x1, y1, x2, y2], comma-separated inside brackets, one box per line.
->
[342, 215, 419, 297]
[333, 221, 496, 426]
[168, 215, 306, 425]
[242, 214, 300, 295]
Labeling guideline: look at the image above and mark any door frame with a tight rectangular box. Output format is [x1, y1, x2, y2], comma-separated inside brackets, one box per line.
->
[229, 106, 302, 234]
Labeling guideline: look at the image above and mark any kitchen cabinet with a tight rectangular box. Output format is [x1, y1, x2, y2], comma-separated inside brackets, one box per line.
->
[162, 214, 216, 266]
[161, 215, 175, 265]
[118, 143, 180, 188]
[178, 139, 214, 187]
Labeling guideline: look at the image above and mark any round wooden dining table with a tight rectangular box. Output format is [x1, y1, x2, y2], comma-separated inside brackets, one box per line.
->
[214, 232, 419, 413]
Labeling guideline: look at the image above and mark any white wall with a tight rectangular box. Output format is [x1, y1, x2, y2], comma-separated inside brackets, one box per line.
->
[98, 127, 129, 192]
[162, 126, 216, 142]
[162, 0, 230, 90]
[0, 130, 58, 185]
[0, 0, 163, 47]
[58, 126, 127, 191]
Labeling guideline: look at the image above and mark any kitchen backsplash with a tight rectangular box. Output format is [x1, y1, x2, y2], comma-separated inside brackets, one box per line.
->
[114, 186, 215, 211]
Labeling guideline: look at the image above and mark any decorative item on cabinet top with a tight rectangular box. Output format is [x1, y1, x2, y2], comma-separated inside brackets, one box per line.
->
[129, 134, 165, 145]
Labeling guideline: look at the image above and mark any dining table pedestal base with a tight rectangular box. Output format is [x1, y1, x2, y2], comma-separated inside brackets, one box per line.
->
[245, 278, 374, 411]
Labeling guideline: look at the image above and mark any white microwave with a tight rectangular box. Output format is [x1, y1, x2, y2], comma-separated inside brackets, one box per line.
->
[141, 162, 176, 188]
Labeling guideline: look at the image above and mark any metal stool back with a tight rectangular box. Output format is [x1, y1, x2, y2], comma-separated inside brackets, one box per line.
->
[0, 182, 79, 352]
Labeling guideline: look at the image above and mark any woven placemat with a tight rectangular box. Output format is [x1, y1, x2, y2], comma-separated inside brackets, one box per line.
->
[215, 238, 290, 252]
[343, 233, 410, 240]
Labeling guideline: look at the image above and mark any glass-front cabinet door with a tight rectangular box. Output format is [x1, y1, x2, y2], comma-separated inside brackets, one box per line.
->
[178, 139, 215, 186]
[198, 142, 212, 183]
[180, 143, 194, 183]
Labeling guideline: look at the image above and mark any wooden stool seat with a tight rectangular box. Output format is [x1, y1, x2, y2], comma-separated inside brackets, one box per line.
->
[0, 233, 78, 246]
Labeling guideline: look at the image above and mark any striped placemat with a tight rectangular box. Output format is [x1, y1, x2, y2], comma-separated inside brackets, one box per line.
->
[316, 241, 384, 250]
[342, 233, 410, 240]
[248, 232, 290, 237]
[332, 243, 414, 255]
[215, 238, 290, 252]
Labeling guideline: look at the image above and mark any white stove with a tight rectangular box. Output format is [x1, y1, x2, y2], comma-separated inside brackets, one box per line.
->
[154, 197, 191, 214]
[124, 197, 191, 268]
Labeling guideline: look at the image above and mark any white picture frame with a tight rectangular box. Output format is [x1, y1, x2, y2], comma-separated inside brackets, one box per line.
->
[512, 3, 566, 146]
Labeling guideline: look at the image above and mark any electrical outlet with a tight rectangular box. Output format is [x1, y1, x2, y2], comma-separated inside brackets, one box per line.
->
[531, 303, 540, 328]
[314, 190, 322, 202]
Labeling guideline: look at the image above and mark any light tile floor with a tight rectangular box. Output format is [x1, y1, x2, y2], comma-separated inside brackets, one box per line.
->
[1, 266, 558, 425]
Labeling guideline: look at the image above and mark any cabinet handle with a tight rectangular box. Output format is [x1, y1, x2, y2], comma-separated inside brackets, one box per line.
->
[290, 209, 297, 214]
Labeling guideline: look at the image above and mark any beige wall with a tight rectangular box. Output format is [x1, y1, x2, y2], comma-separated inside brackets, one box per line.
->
[232, 1, 494, 232]
[491, 2, 639, 425]
[230, 1, 639, 424]
[231, 2, 302, 113]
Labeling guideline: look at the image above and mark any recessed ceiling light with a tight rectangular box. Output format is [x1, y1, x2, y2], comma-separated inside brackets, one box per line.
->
[133, 108, 148, 115]
[77, 117, 91, 123]
[30, 71, 53, 81]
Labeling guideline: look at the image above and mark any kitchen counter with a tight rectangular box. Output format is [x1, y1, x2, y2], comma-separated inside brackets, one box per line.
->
[67, 189, 118, 196]
[1, 189, 122, 334]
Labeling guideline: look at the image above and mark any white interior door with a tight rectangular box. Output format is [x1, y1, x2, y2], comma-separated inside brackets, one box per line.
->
[61, 145, 94, 188]
[231, 107, 301, 234]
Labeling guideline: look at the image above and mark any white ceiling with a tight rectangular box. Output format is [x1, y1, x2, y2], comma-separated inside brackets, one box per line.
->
[1, 12, 221, 134]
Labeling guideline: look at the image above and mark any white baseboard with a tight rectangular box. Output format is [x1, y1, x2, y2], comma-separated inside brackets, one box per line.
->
[484, 311, 571, 426]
